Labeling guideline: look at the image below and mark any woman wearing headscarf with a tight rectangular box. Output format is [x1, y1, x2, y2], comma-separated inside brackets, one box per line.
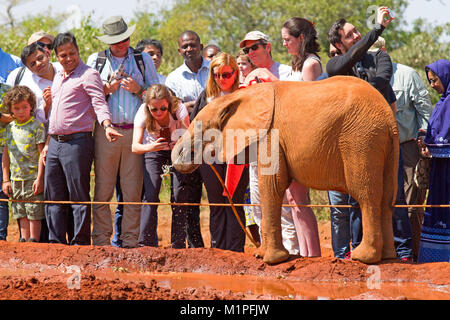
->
[417, 59, 450, 263]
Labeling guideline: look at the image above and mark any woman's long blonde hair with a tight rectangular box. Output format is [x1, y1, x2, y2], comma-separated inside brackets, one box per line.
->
[206, 52, 240, 99]
[144, 84, 181, 134]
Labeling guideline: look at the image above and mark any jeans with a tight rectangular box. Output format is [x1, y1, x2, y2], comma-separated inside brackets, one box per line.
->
[0, 153, 9, 241]
[392, 151, 413, 259]
[328, 191, 362, 258]
[111, 173, 123, 248]
[139, 150, 190, 248]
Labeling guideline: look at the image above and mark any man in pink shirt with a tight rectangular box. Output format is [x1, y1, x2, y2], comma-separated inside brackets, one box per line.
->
[44, 32, 121, 245]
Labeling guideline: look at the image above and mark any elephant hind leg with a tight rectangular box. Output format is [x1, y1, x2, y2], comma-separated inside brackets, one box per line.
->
[351, 201, 383, 264]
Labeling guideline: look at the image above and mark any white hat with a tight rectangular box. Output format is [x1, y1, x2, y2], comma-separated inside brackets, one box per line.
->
[27, 30, 55, 45]
[96, 16, 136, 45]
[239, 31, 270, 48]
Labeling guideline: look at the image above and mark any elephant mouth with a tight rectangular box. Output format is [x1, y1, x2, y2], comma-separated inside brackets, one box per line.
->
[171, 145, 200, 174]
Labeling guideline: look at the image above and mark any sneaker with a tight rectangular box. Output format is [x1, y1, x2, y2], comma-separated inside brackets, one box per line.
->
[28, 238, 37, 243]
[343, 251, 351, 260]
[400, 257, 413, 263]
[19, 238, 26, 242]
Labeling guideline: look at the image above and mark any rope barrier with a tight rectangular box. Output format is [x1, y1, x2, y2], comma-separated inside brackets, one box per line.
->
[0, 198, 448, 207]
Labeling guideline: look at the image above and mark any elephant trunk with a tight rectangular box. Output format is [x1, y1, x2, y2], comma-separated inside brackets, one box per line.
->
[171, 136, 200, 174]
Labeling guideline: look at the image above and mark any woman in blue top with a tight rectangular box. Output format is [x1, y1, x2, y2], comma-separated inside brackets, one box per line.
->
[418, 59, 450, 263]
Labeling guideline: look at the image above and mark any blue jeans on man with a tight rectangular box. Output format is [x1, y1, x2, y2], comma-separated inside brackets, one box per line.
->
[112, 173, 123, 248]
[328, 191, 362, 259]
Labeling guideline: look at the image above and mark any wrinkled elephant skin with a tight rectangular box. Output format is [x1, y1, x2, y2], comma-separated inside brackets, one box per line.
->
[172, 76, 399, 264]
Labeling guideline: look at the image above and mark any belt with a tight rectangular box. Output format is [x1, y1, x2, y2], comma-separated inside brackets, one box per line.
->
[112, 123, 134, 130]
[51, 132, 92, 142]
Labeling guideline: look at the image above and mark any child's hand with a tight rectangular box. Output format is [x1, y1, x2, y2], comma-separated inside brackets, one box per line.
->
[2, 181, 11, 197]
[32, 179, 44, 196]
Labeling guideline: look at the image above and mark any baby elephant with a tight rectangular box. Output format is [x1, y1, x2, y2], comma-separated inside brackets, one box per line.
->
[172, 76, 399, 264]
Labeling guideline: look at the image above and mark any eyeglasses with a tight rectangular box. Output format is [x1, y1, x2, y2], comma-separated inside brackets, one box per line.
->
[112, 37, 130, 46]
[213, 70, 236, 80]
[150, 107, 168, 112]
[36, 41, 53, 50]
[243, 42, 264, 54]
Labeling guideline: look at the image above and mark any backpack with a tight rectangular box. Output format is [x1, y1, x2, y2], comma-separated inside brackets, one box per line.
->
[14, 67, 26, 86]
[94, 47, 146, 83]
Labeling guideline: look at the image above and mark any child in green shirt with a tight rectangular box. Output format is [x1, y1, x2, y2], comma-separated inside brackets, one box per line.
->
[2, 86, 46, 242]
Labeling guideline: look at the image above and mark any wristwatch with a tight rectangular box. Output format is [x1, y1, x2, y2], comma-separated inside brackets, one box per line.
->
[104, 123, 113, 130]
[135, 86, 145, 97]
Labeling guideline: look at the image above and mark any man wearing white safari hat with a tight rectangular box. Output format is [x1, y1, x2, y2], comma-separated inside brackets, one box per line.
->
[87, 16, 159, 249]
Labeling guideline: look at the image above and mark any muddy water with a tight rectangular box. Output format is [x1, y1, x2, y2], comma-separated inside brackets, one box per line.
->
[1, 264, 449, 300]
[95, 271, 450, 300]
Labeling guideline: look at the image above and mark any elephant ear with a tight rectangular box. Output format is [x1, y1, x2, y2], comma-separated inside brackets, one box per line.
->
[194, 82, 275, 163]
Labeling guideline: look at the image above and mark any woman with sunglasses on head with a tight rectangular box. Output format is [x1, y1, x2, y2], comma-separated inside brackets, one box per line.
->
[190, 52, 249, 252]
[279, 17, 323, 257]
[132, 84, 191, 248]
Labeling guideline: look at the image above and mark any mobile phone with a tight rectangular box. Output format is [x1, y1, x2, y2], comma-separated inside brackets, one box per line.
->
[159, 127, 171, 142]
[115, 62, 125, 80]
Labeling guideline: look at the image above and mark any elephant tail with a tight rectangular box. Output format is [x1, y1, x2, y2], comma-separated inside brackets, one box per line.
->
[387, 122, 400, 207]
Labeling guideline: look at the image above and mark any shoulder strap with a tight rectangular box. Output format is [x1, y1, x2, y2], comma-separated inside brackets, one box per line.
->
[132, 47, 146, 83]
[94, 50, 108, 74]
[14, 67, 26, 86]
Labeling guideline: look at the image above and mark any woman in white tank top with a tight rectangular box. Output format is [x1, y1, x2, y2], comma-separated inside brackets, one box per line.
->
[279, 17, 323, 257]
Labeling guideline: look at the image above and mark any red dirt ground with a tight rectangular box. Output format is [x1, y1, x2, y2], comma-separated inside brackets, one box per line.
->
[0, 220, 448, 301]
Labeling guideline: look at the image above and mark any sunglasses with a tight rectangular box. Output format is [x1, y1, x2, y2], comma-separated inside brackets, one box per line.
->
[112, 37, 130, 46]
[36, 41, 53, 50]
[243, 42, 264, 54]
[213, 70, 236, 80]
[150, 107, 168, 112]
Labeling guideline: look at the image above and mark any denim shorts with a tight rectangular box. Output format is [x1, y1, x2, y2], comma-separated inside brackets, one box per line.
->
[11, 180, 44, 220]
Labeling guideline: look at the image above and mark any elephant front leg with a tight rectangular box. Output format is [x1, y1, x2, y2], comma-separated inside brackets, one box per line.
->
[257, 173, 290, 265]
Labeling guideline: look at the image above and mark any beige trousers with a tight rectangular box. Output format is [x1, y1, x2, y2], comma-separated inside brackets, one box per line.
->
[91, 123, 143, 248]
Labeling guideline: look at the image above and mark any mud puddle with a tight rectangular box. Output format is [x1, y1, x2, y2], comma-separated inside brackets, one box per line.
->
[93, 270, 450, 300]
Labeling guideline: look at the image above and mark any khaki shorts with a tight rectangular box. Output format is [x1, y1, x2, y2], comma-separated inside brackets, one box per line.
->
[11, 180, 44, 220]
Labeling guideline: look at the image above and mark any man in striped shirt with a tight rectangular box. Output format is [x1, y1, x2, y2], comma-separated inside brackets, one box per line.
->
[87, 16, 159, 248]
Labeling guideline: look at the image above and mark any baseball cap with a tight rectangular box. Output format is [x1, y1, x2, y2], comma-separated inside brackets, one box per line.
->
[27, 30, 55, 45]
[239, 31, 270, 48]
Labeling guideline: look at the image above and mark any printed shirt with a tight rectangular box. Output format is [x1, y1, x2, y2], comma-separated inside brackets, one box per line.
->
[6, 62, 63, 125]
[165, 58, 210, 103]
[48, 62, 111, 135]
[4, 117, 46, 181]
[86, 48, 159, 124]
[0, 48, 23, 83]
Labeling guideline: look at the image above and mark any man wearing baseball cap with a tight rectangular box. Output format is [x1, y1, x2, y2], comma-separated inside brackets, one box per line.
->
[239, 30, 291, 80]
[27, 30, 55, 56]
[87, 16, 159, 249]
